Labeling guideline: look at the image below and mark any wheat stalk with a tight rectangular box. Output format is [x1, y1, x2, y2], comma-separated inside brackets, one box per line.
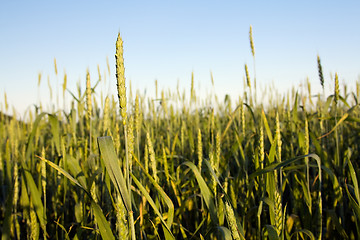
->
[115, 32, 136, 240]
[162, 147, 170, 183]
[127, 116, 134, 174]
[334, 73, 339, 105]
[259, 124, 264, 169]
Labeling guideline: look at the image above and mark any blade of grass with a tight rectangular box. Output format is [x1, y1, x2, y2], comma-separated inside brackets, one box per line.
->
[97, 136, 131, 211]
[249, 154, 320, 180]
[318, 105, 358, 139]
[48, 114, 60, 155]
[182, 161, 219, 225]
[132, 154, 174, 228]
[348, 158, 360, 202]
[203, 159, 246, 239]
[38, 155, 115, 240]
[20, 161, 47, 236]
[131, 173, 175, 240]
[261, 109, 273, 143]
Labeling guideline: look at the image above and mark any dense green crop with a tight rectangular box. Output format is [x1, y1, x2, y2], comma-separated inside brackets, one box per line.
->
[1, 32, 360, 240]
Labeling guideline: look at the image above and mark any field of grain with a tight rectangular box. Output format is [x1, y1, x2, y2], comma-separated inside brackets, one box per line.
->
[0, 32, 360, 240]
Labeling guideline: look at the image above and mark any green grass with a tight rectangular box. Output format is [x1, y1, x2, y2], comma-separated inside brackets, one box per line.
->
[0, 32, 360, 240]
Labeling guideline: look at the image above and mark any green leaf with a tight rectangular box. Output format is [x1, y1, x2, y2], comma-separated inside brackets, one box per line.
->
[132, 154, 174, 229]
[131, 173, 175, 240]
[345, 183, 360, 222]
[91, 201, 115, 240]
[265, 225, 279, 240]
[326, 210, 348, 239]
[48, 114, 61, 155]
[294, 173, 312, 214]
[319, 164, 342, 206]
[267, 137, 277, 165]
[38, 156, 87, 193]
[97, 136, 131, 212]
[319, 104, 358, 139]
[38, 155, 115, 240]
[1, 183, 14, 240]
[249, 154, 320, 180]
[348, 158, 360, 203]
[292, 92, 299, 123]
[291, 229, 315, 240]
[261, 109, 273, 143]
[216, 226, 233, 240]
[244, 102, 257, 125]
[25, 112, 47, 160]
[203, 159, 246, 239]
[66, 154, 88, 190]
[182, 161, 219, 225]
[20, 163, 47, 235]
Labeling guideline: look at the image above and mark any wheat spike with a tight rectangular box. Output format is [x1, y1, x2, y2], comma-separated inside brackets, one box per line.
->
[225, 201, 241, 240]
[317, 55, 324, 89]
[197, 128, 203, 171]
[249, 25, 255, 57]
[86, 69, 92, 120]
[54, 58, 58, 76]
[115, 33, 127, 126]
[147, 132, 158, 182]
[274, 188, 283, 237]
[276, 112, 282, 162]
[116, 195, 129, 239]
[245, 64, 251, 88]
[103, 96, 110, 134]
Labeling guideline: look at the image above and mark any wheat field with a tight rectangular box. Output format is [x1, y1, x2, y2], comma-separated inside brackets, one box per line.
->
[0, 31, 360, 240]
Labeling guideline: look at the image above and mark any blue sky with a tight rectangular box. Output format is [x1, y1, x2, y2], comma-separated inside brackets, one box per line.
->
[1, 1, 359, 115]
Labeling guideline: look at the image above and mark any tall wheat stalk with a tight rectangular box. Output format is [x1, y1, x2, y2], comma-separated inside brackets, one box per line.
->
[249, 25, 256, 104]
[115, 32, 136, 240]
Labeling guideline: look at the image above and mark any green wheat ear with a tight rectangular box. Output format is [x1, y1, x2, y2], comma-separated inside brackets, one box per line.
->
[197, 128, 203, 171]
[54, 58, 58, 76]
[62, 72, 67, 98]
[274, 188, 283, 237]
[115, 33, 127, 126]
[4, 92, 8, 112]
[317, 55, 324, 89]
[245, 64, 251, 88]
[38, 72, 42, 87]
[147, 132, 158, 182]
[249, 25, 255, 57]
[103, 96, 110, 134]
[86, 69, 92, 120]
[224, 200, 241, 240]
[259, 125, 264, 169]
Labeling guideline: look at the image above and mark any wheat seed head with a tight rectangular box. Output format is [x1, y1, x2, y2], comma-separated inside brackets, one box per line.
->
[317, 55, 324, 89]
[115, 33, 127, 126]
[86, 69, 92, 119]
[249, 25, 255, 57]
[245, 64, 251, 88]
